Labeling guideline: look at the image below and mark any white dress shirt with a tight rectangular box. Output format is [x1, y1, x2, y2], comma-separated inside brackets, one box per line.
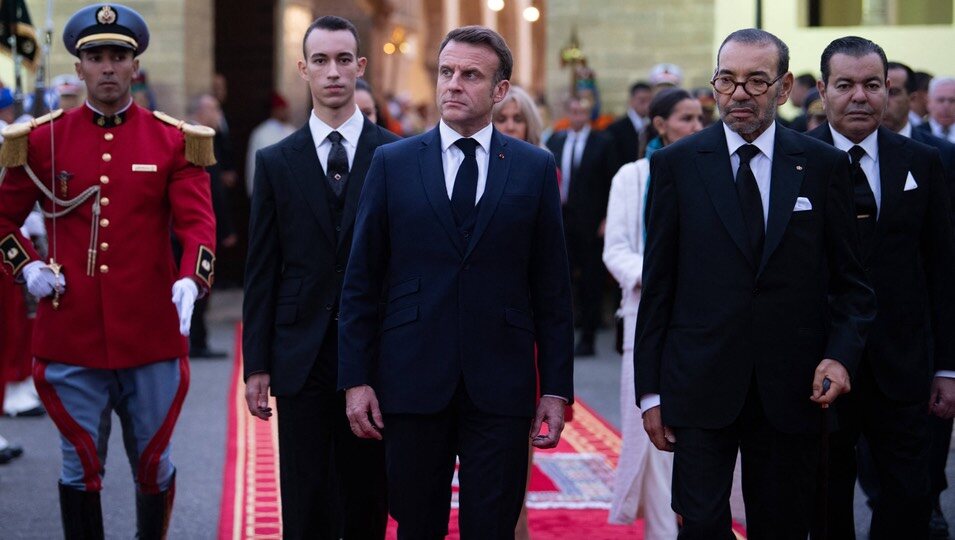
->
[308, 106, 365, 171]
[928, 118, 955, 144]
[909, 110, 924, 128]
[627, 108, 647, 134]
[830, 126, 881, 216]
[439, 120, 493, 204]
[724, 121, 776, 226]
[898, 122, 914, 138]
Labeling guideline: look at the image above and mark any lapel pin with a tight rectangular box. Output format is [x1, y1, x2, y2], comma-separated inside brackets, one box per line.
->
[796, 165, 803, 171]
[498, 153, 504, 159]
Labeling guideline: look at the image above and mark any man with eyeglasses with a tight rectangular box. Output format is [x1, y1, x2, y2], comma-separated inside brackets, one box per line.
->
[806, 36, 955, 540]
[635, 28, 875, 538]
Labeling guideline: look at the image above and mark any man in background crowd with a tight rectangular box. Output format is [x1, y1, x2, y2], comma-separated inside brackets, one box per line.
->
[245, 92, 295, 196]
[606, 81, 651, 165]
[919, 76, 955, 144]
[547, 95, 619, 357]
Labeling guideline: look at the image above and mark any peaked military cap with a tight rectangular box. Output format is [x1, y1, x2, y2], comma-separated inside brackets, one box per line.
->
[63, 3, 150, 57]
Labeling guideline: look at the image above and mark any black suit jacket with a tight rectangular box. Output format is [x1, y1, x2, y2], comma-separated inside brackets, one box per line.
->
[546, 129, 620, 237]
[635, 122, 876, 433]
[242, 118, 399, 396]
[807, 124, 955, 401]
[910, 126, 955, 228]
[338, 127, 574, 417]
[606, 115, 641, 165]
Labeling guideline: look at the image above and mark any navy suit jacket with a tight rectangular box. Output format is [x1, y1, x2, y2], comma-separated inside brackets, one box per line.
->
[338, 126, 574, 417]
[242, 118, 399, 395]
[635, 122, 876, 433]
[808, 124, 955, 400]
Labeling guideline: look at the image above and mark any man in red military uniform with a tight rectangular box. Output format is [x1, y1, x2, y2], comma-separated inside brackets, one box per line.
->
[0, 4, 216, 538]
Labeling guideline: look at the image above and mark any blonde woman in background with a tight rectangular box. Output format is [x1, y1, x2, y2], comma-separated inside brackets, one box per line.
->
[603, 88, 703, 539]
[492, 85, 546, 540]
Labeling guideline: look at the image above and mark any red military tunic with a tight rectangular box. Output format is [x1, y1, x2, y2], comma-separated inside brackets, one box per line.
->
[0, 103, 216, 369]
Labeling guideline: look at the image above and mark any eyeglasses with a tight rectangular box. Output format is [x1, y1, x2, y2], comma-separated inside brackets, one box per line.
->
[710, 72, 786, 97]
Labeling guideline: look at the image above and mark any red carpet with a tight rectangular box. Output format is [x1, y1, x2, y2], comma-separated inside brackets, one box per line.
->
[219, 324, 746, 539]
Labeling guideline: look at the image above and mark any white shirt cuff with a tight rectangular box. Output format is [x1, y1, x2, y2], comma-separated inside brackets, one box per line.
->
[935, 371, 955, 379]
[639, 393, 661, 411]
[542, 394, 569, 403]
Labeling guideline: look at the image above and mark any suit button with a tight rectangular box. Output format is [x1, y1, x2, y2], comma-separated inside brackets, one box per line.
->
[102, 153, 111, 162]
[335, 265, 344, 273]
[100, 242, 109, 251]
[99, 264, 109, 274]
[100, 218, 110, 227]
[100, 175, 109, 184]
[463, 231, 470, 239]
[753, 288, 760, 296]
[335, 225, 341, 232]
[100, 197, 110, 206]
[325, 303, 333, 311]
[104, 133, 114, 141]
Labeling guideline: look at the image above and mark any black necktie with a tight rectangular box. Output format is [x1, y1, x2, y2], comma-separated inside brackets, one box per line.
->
[451, 138, 479, 225]
[736, 144, 764, 262]
[849, 145, 877, 250]
[326, 131, 349, 198]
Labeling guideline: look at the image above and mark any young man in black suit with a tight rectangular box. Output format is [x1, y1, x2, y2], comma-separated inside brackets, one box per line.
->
[242, 15, 398, 540]
[636, 29, 876, 539]
[806, 36, 955, 539]
[546, 96, 620, 356]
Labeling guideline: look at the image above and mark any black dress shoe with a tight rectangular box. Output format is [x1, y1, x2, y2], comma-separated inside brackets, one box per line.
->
[574, 340, 595, 357]
[189, 347, 229, 359]
[0, 444, 24, 464]
[930, 506, 950, 539]
[4, 405, 46, 417]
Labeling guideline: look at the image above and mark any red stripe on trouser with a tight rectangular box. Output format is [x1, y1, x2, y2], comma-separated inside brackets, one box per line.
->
[32, 360, 104, 492]
[137, 356, 190, 494]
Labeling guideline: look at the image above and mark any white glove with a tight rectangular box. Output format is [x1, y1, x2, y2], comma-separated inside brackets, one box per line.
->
[20, 210, 46, 238]
[171, 278, 199, 336]
[23, 260, 65, 298]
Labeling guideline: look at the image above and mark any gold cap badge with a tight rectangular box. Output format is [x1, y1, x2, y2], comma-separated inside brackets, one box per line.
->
[97, 5, 117, 25]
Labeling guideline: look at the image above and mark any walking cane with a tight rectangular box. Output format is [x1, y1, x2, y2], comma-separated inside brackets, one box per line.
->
[817, 377, 832, 540]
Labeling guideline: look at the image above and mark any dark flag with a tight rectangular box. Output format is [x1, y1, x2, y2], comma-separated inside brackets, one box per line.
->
[0, 0, 38, 69]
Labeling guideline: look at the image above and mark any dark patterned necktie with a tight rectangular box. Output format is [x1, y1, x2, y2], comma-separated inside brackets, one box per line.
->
[849, 145, 877, 251]
[326, 131, 349, 197]
[735, 144, 764, 262]
[451, 138, 479, 225]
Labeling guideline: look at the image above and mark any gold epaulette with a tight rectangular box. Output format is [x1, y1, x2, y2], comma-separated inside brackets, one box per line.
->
[0, 109, 64, 168]
[153, 111, 217, 167]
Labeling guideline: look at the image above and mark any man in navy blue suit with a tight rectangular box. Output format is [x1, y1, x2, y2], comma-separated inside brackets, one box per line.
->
[338, 26, 574, 539]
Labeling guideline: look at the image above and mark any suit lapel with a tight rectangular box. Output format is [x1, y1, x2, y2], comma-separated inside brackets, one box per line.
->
[464, 129, 510, 260]
[418, 127, 465, 256]
[876, 127, 909, 236]
[760, 127, 806, 274]
[693, 124, 755, 268]
[338, 118, 378, 252]
[284, 125, 335, 245]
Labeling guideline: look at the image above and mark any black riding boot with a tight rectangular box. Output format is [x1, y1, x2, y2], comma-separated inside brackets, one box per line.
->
[136, 473, 175, 540]
[58, 482, 104, 540]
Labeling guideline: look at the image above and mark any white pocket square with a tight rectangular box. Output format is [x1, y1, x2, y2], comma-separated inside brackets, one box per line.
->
[793, 197, 812, 212]
[904, 172, 918, 191]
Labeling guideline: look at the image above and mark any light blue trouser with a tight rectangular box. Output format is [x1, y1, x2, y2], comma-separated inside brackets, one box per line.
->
[34, 357, 189, 493]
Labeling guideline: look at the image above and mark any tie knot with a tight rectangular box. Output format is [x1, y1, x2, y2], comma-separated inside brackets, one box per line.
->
[736, 144, 760, 165]
[327, 131, 343, 144]
[849, 145, 866, 164]
[455, 137, 478, 158]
